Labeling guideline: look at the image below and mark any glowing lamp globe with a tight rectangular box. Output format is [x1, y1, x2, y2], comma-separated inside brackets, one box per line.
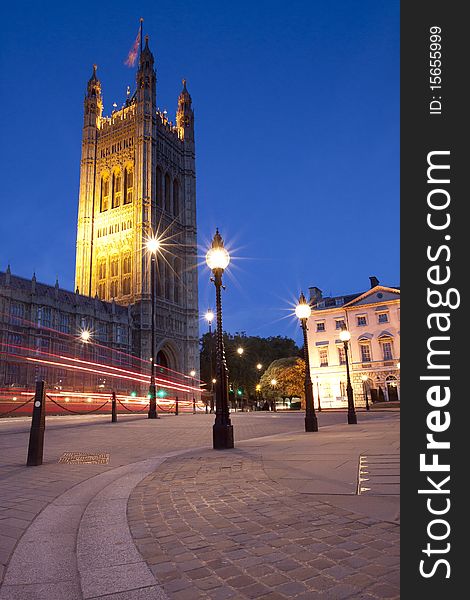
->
[206, 229, 230, 270]
[361, 375, 369, 382]
[190, 370, 196, 377]
[212, 378, 216, 384]
[271, 379, 277, 386]
[237, 347, 244, 355]
[146, 237, 160, 254]
[80, 330, 91, 342]
[295, 302, 311, 320]
[339, 329, 351, 342]
[206, 246, 230, 270]
[205, 310, 214, 323]
[256, 363, 263, 370]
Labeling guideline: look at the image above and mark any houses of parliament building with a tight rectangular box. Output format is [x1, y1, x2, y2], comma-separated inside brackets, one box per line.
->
[0, 35, 199, 386]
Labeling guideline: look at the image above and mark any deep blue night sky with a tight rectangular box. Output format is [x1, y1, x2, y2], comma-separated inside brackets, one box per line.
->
[0, 1, 399, 347]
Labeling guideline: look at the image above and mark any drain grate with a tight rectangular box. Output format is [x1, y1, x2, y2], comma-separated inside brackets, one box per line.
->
[58, 452, 110, 465]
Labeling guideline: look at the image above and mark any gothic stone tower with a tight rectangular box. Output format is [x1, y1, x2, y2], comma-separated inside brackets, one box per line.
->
[75, 37, 199, 374]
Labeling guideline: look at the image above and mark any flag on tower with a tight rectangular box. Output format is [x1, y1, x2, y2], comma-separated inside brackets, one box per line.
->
[124, 20, 143, 67]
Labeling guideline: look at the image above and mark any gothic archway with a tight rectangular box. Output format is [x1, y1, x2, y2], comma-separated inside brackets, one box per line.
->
[155, 339, 181, 373]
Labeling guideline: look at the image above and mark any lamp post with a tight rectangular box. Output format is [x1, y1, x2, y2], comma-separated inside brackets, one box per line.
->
[206, 229, 234, 449]
[79, 329, 91, 394]
[339, 326, 357, 424]
[205, 310, 215, 413]
[361, 375, 370, 411]
[190, 369, 196, 413]
[316, 377, 322, 412]
[146, 236, 160, 419]
[295, 292, 318, 432]
[270, 378, 277, 412]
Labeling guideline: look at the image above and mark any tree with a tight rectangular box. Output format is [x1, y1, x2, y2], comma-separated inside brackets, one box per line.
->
[199, 332, 300, 397]
[259, 357, 305, 404]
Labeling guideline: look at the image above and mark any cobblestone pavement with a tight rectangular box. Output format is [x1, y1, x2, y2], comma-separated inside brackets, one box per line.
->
[128, 426, 399, 599]
[0, 411, 362, 586]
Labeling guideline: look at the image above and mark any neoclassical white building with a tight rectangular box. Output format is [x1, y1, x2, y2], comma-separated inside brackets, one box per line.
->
[305, 277, 400, 409]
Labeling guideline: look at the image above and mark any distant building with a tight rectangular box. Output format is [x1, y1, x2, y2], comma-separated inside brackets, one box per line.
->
[306, 277, 400, 408]
[0, 269, 132, 390]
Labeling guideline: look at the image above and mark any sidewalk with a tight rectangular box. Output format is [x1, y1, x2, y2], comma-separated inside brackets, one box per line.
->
[128, 419, 399, 600]
[0, 413, 399, 599]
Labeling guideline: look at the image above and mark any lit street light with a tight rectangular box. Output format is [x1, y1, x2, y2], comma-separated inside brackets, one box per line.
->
[270, 378, 278, 412]
[295, 292, 318, 432]
[256, 363, 262, 371]
[237, 347, 244, 355]
[206, 229, 234, 449]
[190, 369, 196, 413]
[146, 235, 161, 419]
[339, 326, 357, 424]
[205, 309, 215, 413]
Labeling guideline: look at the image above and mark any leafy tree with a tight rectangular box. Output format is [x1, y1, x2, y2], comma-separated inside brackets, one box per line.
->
[259, 357, 305, 404]
[199, 332, 300, 397]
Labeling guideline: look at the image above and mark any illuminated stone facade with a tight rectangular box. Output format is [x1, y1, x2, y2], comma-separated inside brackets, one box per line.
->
[306, 277, 400, 408]
[75, 37, 198, 374]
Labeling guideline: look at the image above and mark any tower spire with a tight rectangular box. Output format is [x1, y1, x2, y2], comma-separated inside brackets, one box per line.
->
[177, 78, 194, 142]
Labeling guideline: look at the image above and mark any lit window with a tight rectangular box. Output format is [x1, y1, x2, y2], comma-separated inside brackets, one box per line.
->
[382, 341, 393, 361]
[316, 322, 325, 332]
[124, 167, 133, 204]
[101, 176, 110, 212]
[112, 171, 122, 208]
[319, 348, 329, 367]
[360, 343, 372, 363]
[337, 346, 346, 365]
[357, 315, 367, 326]
[110, 257, 119, 278]
[122, 278, 131, 295]
[110, 280, 119, 298]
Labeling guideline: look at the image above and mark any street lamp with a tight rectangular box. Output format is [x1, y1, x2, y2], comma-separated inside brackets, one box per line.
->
[295, 292, 318, 432]
[79, 329, 92, 393]
[80, 329, 91, 343]
[190, 369, 196, 413]
[146, 235, 161, 419]
[270, 378, 278, 412]
[205, 309, 215, 413]
[361, 375, 370, 411]
[237, 347, 244, 355]
[339, 327, 357, 424]
[206, 229, 234, 449]
[256, 363, 262, 371]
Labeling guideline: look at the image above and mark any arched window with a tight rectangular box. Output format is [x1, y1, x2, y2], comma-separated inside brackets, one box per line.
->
[112, 170, 122, 208]
[100, 175, 110, 212]
[156, 167, 162, 206]
[164, 173, 171, 212]
[122, 253, 132, 296]
[173, 179, 179, 216]
[124, 167, 133, 204]
[173, 257, 181, 304]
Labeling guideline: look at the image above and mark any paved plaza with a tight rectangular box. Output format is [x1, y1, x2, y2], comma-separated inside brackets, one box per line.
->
[0, 411, 399, 599]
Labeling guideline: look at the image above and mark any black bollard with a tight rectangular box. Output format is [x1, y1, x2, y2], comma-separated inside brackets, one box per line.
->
[175, 396, 179, 416]
[27, 380, 46, 466]
[111, 391, 117, 422]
